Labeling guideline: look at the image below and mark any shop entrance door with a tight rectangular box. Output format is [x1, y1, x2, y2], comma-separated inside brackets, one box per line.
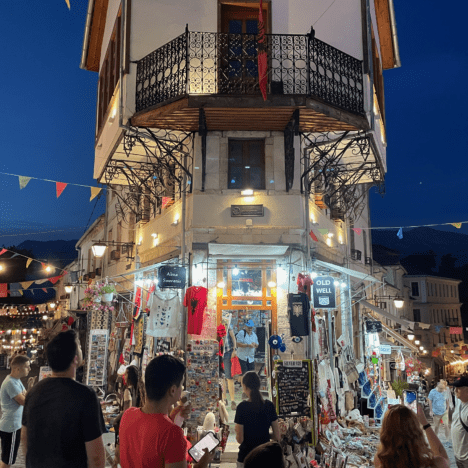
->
[216, 260, 277, 397]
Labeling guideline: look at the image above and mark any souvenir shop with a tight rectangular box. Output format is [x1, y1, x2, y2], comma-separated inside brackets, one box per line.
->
[72, 245, 430, 468]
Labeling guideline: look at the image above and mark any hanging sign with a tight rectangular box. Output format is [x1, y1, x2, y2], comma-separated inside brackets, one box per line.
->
[379, 345, 392, 355]
[366, 320, 383, 333]
[158, 266, 186, 289]
[231, 205, 264, 217]
[450, 327, 463, 335]
[283, 360, 303, 368]
[312, 276, 336, 309]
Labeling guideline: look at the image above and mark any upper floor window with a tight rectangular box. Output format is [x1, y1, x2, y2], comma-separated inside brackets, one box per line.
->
[97, 10, 122, 136]
[413, 309, 421, 322]
[228, 139, 265, 190]
[411, 282, 419, 297]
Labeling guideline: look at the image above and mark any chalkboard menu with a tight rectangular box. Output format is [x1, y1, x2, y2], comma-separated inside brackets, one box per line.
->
[275, 360, 313, 418]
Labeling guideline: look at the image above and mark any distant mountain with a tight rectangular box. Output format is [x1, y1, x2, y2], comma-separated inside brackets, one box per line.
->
[15, 239, 79, 269]
[372, 227, 468, 271]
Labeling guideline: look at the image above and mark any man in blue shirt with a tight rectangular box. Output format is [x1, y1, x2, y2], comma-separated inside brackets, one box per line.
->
[428, 381, 450, 443]
[236, 320, 259, 376]
[0, 354, 30, 467]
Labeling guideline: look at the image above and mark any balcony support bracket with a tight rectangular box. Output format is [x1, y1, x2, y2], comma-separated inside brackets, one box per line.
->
[199, 108, 207, 192]
[300, 130, 385, 221]
[284, 109, 300, 192]
[103, 126, 195, 224]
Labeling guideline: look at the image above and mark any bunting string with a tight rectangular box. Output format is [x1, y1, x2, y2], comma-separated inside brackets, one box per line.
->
[0, 247, 68, 274]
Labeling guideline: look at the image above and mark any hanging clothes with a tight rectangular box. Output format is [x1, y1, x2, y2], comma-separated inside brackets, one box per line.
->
[147, 292, 180, 338]
[183, 286, 208, 335]
[297, 273, 313, 300]
[287, 292, 310, 336]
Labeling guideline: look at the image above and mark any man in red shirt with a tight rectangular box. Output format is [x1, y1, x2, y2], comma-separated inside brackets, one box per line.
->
[119, 355, 213, 468]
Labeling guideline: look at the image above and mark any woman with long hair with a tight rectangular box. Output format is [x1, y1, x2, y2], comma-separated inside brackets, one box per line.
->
[234, 371, 281, 468]
[374, 403, 449, 468]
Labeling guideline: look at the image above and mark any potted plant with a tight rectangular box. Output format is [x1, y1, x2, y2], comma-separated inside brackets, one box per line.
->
[101, 284, 117, 302]
[391, 379, 409, 404]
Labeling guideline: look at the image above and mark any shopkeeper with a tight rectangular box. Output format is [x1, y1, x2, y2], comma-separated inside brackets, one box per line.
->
[236, 320, 259, 375]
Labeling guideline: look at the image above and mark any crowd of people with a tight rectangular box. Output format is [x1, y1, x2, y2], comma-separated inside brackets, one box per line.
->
[2, 331, 468, 468]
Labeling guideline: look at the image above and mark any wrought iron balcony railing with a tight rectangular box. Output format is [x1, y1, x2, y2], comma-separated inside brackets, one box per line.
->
[135, 30, 364, 116]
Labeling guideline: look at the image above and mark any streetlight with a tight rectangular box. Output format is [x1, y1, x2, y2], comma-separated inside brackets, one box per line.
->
[407, 334, 415, 341]
[92, 243, 107, 258]
[415, 340, 420, 345]
[393, 296, 404, 309]
[0, 265, 4, 272]
[65, 284, 73, 293]
[419, 346, 424, 351]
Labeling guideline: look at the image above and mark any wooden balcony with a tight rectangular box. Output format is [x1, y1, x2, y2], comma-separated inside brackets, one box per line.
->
[131, 30, 368, 133]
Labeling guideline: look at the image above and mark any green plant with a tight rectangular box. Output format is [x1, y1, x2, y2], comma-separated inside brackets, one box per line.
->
[100, 284, 116, 294]
[391, 379, 409, 397]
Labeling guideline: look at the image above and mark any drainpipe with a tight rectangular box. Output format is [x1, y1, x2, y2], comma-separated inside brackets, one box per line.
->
[388, 0, 402, 68]
[79, 0, 95, 70]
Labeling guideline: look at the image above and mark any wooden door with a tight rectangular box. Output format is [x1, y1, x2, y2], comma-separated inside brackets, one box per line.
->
[219, 3, 269, 94]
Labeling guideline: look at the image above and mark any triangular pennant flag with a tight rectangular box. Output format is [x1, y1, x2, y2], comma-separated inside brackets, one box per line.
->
[30, 289, 34, 295]
[20, 281, 34, 290]
[452, 223, 462, 229]
[26, 258, 33, 268]
[0, 249, 7, 256]
[35, 279, 48, 285]
[352, 228, 362, 235]
[42, 288, 48, 293]
[65, 0, 70, 8]
[10, 253, 20, 258]
[19, 176, 32, 189]
[49, 275, 61, 285]
[397, 228, 403, 240]
[56, 182, 67, 198]
[318, 229, 329, 236]
[18, 290, 23, 296]
[90, 187, 102, 201]
[309, 230, 319, 242]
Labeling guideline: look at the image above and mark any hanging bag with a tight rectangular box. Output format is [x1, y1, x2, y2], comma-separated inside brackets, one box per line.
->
[231, 356, 242, 376]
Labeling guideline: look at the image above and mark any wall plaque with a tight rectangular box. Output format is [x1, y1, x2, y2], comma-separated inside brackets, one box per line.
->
[231, 205, 264, 217]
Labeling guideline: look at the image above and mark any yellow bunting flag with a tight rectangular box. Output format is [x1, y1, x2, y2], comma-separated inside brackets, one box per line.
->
[65, 0, 70, 8]
[90, 187, 102, 201]
[18, 290, 23, 296]
[19, 176, 32, 189]
[452, 223, 463, 229]
[20, 281, 33, 290]
[26, 258, 33, 268]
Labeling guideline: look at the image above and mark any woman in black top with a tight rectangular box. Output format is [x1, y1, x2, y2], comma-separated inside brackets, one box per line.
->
[234, 371, 281, 467]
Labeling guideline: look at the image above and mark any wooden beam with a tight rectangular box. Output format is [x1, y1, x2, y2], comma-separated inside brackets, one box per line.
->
[86, 0, 109, 72]
[374, 0, 396, 70]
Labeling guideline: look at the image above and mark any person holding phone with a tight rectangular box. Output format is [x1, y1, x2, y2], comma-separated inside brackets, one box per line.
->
[234, 372, 280, 468]
[119, 355, 213, 468]
[374, 404, 449, 468]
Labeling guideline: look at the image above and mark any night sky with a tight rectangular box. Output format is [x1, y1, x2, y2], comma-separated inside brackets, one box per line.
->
[0, 1, 467, 246]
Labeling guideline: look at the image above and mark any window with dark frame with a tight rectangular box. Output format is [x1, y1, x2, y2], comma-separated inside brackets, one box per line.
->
[97, 10, 122, 136]
[413, 309, 421, 322]
[411, 282, 419, 297]
[228, 139, 265, 190]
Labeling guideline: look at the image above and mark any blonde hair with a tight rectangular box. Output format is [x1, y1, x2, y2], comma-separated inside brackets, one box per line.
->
[376, 405, 435, 468]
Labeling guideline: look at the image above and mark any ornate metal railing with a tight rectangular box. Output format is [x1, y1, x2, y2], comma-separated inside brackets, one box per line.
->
[135, 31, 364, 115]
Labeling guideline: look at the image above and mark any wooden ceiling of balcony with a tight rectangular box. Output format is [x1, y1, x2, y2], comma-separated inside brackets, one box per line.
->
[131, 96, 369, 133]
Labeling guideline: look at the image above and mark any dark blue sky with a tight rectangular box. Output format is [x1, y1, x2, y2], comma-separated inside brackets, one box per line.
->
[0, 1, 467, 246]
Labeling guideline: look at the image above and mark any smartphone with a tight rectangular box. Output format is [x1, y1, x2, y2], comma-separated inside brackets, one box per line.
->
[188, 432, 220, 463]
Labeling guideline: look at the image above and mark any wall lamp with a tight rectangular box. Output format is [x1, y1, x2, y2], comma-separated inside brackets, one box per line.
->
[64, 284, 73, 294]
[91, 240, 135, 259]
[374, 295, 405, 309]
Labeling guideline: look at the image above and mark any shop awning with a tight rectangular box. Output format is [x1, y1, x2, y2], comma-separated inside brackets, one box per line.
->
[208, 243, 289, 258]
[378, 321, 419, 353]
[361, 300, 414, 330]
[313, 259, 380, 283]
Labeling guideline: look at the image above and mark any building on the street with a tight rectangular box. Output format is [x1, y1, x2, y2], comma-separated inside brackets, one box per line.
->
[403, 274, 464, 380]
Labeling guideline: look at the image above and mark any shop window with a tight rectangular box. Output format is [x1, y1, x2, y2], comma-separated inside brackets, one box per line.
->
[228, 139, 265, 190]
[413, 309, 421, 322]
[97, 9, 122, 136]
[411, 282, 419, 297]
